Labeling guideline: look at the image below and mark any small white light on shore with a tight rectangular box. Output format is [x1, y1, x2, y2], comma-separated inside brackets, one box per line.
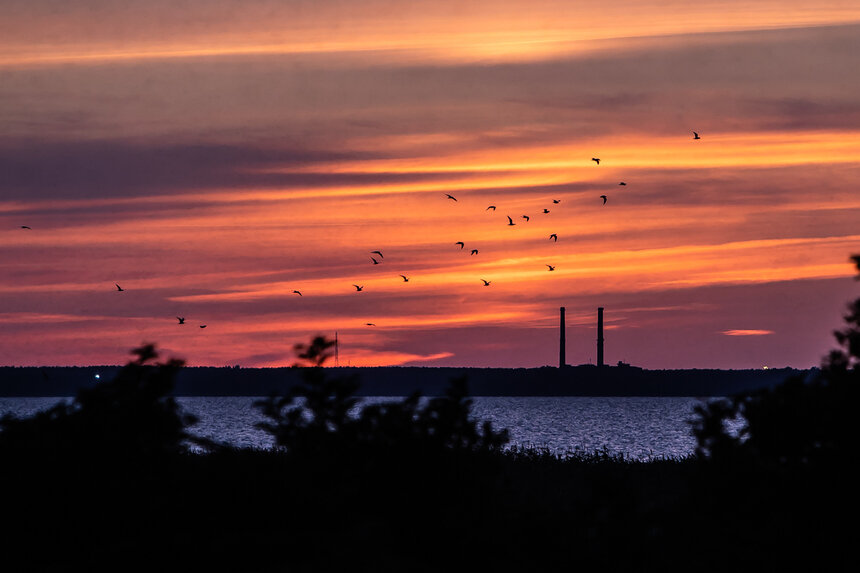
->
[762, 366, 769, 370]
[94, 373, 101, 379]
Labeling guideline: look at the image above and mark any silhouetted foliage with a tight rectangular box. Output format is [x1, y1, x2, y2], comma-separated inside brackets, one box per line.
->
[255, 335, 508, 457]
[693, 254, 860, 465]
[690, 397, 741, 460]
[255, 336, 359, 455]
[0, 343, 198, 461]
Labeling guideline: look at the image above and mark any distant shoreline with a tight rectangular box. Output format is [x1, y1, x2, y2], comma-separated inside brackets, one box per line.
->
[0, 365, 809, 398]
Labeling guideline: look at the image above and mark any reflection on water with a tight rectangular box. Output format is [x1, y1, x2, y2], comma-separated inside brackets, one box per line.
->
[0, 396, 711, 459]
[471, 397, 702, 459]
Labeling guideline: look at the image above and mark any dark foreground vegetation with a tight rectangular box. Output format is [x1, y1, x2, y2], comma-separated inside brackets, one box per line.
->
[2, 258, 859, 571]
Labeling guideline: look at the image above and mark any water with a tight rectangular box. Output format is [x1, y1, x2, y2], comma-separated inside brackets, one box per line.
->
[0, 396, 710, 459]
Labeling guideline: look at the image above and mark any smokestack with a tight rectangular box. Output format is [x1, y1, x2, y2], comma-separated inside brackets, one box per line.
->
[559, 307, 566, 368]
[597, 307, 604, 367]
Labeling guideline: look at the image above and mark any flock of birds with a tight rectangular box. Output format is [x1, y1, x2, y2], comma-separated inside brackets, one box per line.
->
[18, 132, 701, 330]
[340, 132, 702, 325]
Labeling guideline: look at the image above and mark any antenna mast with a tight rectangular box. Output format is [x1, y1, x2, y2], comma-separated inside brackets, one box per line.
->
[334, 331, 339, 367]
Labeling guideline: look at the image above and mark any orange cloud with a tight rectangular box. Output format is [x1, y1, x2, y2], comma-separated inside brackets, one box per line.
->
[3, 2, 860, 68]
[721, 330, 775, 336]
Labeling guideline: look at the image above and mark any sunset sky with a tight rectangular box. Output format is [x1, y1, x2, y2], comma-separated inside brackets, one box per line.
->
[2, 1, 859, 369]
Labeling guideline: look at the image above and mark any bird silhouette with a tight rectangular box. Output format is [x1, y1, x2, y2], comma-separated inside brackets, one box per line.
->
[600, 195, 607, 204]
[481, 279, 491, 286]
[619, 182, 626, 186]
[549, 233, 558, 242]
[445, 193, 457, 201]
[20, 226, 31, 229]
[486, 205, 496, 211]
[546, 265, 555, 271]
[199, 325, 207, 329]
[115, 283, 124, 292]
[365, 322, 376, 326]
[371, 250, 384, 258]
[522, 215, 530, 222]
[552, 199, 560, 204]
[693, 131, 701, 140]
[542, 209, 550, 214]
[455, 241, 465, 249]
[177, 317, 185, 324]
[470, 249, 478, 255]
[507, 216, 515, 226]
[293, 290, 302, 296]
[592, 158, 600, 165]
[353, 284, 364, 291]
[371, 257, 380, 265]
[400, 275, 409, 282]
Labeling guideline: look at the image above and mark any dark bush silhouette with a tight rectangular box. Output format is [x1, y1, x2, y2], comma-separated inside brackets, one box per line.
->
[0, 343, 198, 461]
[255, 335, 508, 456]
[693, 254, 860, 465]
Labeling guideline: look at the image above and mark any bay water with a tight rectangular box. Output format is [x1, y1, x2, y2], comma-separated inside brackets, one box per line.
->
[0, 396, 713, 459]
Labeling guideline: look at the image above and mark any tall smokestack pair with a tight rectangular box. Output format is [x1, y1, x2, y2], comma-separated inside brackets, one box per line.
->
[559, 306, 605, 367]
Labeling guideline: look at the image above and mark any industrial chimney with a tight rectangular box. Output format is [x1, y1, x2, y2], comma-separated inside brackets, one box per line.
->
[597, 307, 604, 367]
[559, 307, 566, 368]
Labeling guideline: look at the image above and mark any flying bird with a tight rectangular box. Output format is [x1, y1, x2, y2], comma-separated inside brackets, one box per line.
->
[445, 193, 457, 201]
[353, 284, 364, 291]
[365, 323, 376, 326]
[20, 226, 31, 229]
[546, 265, 555, 271]
[552, 199, 560, 204]
[115, 283, 124, 292]
[600, 195, 607, 205]
[542, 209, 550, 214]
[507, 216, 515, 226]
[522, 215, 530, 222]
[455, 241, 465, 249]
[199, 325, 207, 329]
[592, 158, 600, 165]
[693, 131, 701, 140]
[371, 257, 380, 265]
[292, 290, 302, 296]
[400, 275, 409, 282]
[371, 250, 384, 258]
[486, 205, 496, 211]
[470, 249, 478, 255]
[481, 279, 491, 286]
[549, 234, 558, 242]
[619, 182, 626, 186]
[177, 317, 185, 324]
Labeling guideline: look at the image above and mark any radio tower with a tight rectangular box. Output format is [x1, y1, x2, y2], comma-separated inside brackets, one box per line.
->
[334, 331, 339, 366]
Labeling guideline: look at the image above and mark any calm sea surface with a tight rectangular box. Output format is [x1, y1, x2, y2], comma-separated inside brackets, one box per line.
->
[0, 396, 713, 459]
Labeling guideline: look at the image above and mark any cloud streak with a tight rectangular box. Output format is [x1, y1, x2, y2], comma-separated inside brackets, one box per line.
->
[722, 330, 775, 336]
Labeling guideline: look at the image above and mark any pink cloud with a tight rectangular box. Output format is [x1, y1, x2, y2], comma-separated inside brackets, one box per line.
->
[721, 329, 775, 336]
